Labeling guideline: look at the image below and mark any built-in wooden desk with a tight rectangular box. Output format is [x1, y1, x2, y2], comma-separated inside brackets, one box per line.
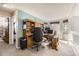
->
[26, 32, 33, 48]
[43, 34, 59, 51]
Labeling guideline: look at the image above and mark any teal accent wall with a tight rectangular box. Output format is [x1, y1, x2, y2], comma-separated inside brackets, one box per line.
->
[18, 10, 43, 39]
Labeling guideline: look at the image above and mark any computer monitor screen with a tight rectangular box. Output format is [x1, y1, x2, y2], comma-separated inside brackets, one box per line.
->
[45, 27, 50, 31]
[47, 30, 53, 34]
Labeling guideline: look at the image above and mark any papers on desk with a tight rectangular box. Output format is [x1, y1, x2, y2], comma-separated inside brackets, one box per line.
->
[41, 38, 50, 46]
[41, 41, 49, 46]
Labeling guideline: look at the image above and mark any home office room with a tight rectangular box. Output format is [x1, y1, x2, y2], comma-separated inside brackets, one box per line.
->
[0, 2, 79, 57]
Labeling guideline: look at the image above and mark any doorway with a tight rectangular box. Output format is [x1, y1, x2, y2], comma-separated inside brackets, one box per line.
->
[0, 17, 9, 44]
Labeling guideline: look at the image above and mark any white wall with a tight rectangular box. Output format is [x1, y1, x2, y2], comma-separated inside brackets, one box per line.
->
[69, 16, 79, 33]
[50, 24, 60, 34]
[9, 10, 19, 48]
[70, 4, 79, 16]
[69, 4, 79, 34]
[49, 23, 61, 40]
[14, 10, 19, 49]
[68, 4, 79, 44]
[69, 16, 79, 45]
[9, 17, 13, 44]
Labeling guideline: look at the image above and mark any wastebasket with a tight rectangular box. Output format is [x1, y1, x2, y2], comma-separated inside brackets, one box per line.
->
[20, 37, 27, 50]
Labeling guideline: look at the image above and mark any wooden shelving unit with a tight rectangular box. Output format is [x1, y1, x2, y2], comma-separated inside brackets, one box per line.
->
[23, 19, 43, 48]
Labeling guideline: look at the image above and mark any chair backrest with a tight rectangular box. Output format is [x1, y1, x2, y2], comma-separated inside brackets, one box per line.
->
[32, 27, 43, 42]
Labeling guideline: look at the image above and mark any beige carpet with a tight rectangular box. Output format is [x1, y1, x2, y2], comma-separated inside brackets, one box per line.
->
[0, 40, 76, 56]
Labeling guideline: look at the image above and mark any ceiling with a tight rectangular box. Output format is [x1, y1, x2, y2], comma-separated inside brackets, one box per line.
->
[0, 3, 76, 22]
[0, 4, 15, 13]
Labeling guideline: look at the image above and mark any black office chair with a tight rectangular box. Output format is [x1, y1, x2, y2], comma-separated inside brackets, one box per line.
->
[32, 27, 43, 51]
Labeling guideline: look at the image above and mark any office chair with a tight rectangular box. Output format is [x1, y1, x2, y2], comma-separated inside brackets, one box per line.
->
[32, 27, 43, 51]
